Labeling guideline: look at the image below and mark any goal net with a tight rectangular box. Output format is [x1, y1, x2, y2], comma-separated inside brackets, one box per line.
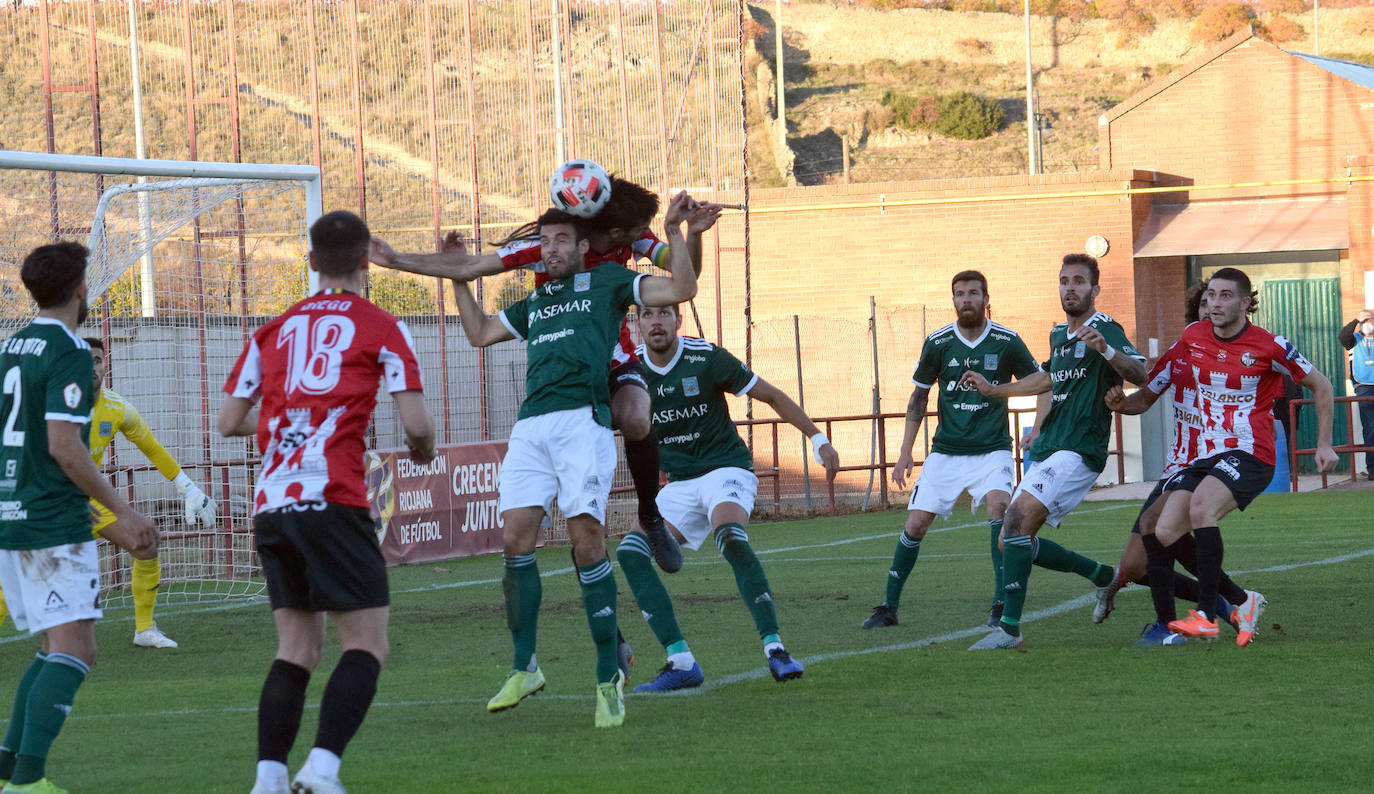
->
[0, 151, 322, 614]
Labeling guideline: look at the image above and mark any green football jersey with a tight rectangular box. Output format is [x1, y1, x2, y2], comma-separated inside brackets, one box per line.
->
[639, 336, 757, 481]
[500, 265, 644, 427]
[1029, 311, 1144, 473]
[0, 318, 96, 550]
[912, 320, 1040, 456]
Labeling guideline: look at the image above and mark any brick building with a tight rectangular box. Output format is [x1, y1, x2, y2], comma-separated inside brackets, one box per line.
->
[714, 29, 1372, 465]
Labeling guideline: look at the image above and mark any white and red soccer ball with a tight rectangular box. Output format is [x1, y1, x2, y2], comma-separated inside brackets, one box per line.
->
[548, 159, 612, 218]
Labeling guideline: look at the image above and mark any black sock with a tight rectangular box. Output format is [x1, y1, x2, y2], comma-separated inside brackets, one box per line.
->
[622, 434, 662, 522]
[1173, 533, 1199, 574]
[1194, 526, 1223, 618]
[1172, 573, 1199, 602]
[1176, 532, 1245, 604]
[1219, 574, 1247, 606]
[313, 650, 382, 758]
[258, 659, 311, 763]
[1142, 534, 1178, 624]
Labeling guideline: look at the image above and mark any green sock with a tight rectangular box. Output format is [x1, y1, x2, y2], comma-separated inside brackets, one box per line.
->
[1000, 536, 1034, 636]
[578, 557, 620, 684]
[883, 530, 922, 610]
[11, 653, 88, 785]
[616, 532, 685, 651]
[1032, 537, 1113, 586]
[502, 553, 541, 672]
[988, 519, 1004, 606]
[715, 523, 780, 640]
[0, 652, 46, 780]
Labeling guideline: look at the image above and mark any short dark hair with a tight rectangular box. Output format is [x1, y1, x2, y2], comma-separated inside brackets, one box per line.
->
[1208, 267, 1259, 314]
[82, 336, 105, 352]
[1060, 253, 1099, 285]
[20, 241, 87, 309]
[309, 210, 371, 277]
[586, 177, 659, 234]
[950, 270, 988, 295]
[537, 207, 588, 241]
[1184, 281, 1205, 323]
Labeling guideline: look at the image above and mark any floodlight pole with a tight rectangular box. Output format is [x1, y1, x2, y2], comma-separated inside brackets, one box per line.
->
[775, 0, 785, 157]
[127, 0, 155, 317]
[1314, 0, 1320, 56]
[551, 0, 566, 164]
[1025, 0, 1039, 176]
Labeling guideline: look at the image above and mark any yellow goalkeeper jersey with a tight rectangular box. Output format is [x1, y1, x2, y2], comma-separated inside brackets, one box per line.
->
[90, 389, 182, 480]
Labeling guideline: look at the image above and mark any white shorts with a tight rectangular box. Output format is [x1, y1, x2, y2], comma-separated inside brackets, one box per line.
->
[908, 450, 1015, 519]
[656, 467, 758, 551]
[498, 406, 616, 524]
[0, 540, 103, 635]
[1012, 449, 1098, 528]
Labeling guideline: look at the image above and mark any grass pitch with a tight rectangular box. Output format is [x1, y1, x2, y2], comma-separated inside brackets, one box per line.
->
[2, 491, 1371, 792]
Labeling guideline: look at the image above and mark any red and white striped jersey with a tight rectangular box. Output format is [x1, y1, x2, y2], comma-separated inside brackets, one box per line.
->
[1143, 338, 1205, 476]
[496, 229, 668, 367]
[224, 289, 424, 514]
[1173, 320, 1313, 466]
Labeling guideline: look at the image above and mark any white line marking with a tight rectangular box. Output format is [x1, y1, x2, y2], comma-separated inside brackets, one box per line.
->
[13, 545, 1368, 722]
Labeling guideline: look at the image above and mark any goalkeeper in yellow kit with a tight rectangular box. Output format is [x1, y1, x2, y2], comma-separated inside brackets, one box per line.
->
[0, 337, 218, 648]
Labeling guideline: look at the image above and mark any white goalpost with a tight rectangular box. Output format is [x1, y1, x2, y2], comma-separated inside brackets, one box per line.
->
[0, 150, 323, 612]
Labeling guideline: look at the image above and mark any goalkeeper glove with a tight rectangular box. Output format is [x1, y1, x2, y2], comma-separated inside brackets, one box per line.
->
[173, 472, 219, 526]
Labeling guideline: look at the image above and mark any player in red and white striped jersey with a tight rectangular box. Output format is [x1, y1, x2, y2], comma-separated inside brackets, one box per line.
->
[220, 210, 437, 794]
[1101, 285, 1257, 645]
[369, 177, 722, 576]
[1144, 268, 1336, 645]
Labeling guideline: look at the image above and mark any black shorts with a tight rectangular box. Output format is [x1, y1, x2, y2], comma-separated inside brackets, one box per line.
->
[1161, 451, 1274, 512]
[1130, 479, 1169, 535]
[254, 502, 390, 612]
[608, 360, 648, 396]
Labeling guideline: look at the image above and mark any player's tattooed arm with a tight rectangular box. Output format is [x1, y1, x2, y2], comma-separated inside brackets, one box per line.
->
[368, 235, 502, 283]
[1076, 325, 1147, 385]
[1103, 384, 1159, 415]
[891, 386, 931, 489]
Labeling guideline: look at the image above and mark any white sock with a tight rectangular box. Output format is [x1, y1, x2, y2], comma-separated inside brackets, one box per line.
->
[667, 650, 696, 670]
[763, 640, 784, 659]
[526, 654, 539, 673]
[307, 747, 341, 779]
[256, 760, 289, 789]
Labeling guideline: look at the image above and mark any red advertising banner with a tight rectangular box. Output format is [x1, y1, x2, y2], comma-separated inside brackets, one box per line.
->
[365, 440, 508, 566]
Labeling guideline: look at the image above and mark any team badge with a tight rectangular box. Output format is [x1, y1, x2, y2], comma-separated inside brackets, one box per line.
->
[1074, 341, 1085, 359]
[683, 376, 700, 396]
[1241, 352, 1255, 367]
[574, 272, 591, 292]
[63, 382, 82, 409]
[984, 353, 999, 370]
[99, 421, 113, 436]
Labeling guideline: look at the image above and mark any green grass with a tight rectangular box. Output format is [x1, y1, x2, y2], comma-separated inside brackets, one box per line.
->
[3, 491, 1372, 791]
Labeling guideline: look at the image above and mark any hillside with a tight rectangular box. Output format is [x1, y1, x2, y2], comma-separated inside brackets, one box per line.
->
[747, 2, 1374, 186]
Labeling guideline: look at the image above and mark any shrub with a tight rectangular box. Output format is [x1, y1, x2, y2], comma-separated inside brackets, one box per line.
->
[932, 91, 1006, 139]
[1260, 16, 1306, 44]
[880, 90, 920, 129]
[1191, 1, 1257, 43]
[1262, 0, 1308, 14]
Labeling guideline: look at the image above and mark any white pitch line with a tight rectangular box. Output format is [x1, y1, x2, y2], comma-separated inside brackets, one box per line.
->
[12, 544, 1369, 723]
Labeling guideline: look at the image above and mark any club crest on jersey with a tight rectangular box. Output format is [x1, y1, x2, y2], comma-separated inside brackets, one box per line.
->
[1241, 351, 1256, 367]
[574, 272, 591, 292]
[984, 353, 999, 370]
[1074, 341, 1085, 359]
[63, 382, 82, 409]
[683, 376, 700, 396]
[99, 421, 112, 436]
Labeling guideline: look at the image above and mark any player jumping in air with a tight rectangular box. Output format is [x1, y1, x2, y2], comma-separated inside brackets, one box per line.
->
[0, 242, 158, 794]
[860, 270, 1041, 631]
[1138, 267, 1336, 644]
[445, 197, 702, 727]
[1099, 284, 1260, 646]
[370, 176, 721, 575]
[623, 302, 838, 691]
[961, 253, 1147, 650]
[221, 211, 438, 794]
[0, 338, 219, 649]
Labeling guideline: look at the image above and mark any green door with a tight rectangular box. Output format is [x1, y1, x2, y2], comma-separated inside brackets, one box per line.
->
[1253, 277, 1349, 473]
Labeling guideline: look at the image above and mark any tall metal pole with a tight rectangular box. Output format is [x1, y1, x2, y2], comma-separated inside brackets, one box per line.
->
[775, 0, 785, 152]
[1024, 0, 1038, 176]
[551, 0, 566, 165]
[126, 0, 156, 317]
[1314, 0, 1320, 56]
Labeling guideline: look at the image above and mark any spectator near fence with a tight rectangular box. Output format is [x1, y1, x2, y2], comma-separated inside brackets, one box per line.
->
[1338, 309, 1374, 479]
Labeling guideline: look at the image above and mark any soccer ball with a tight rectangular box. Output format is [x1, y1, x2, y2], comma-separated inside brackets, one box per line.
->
[548, 159, 612, 218]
